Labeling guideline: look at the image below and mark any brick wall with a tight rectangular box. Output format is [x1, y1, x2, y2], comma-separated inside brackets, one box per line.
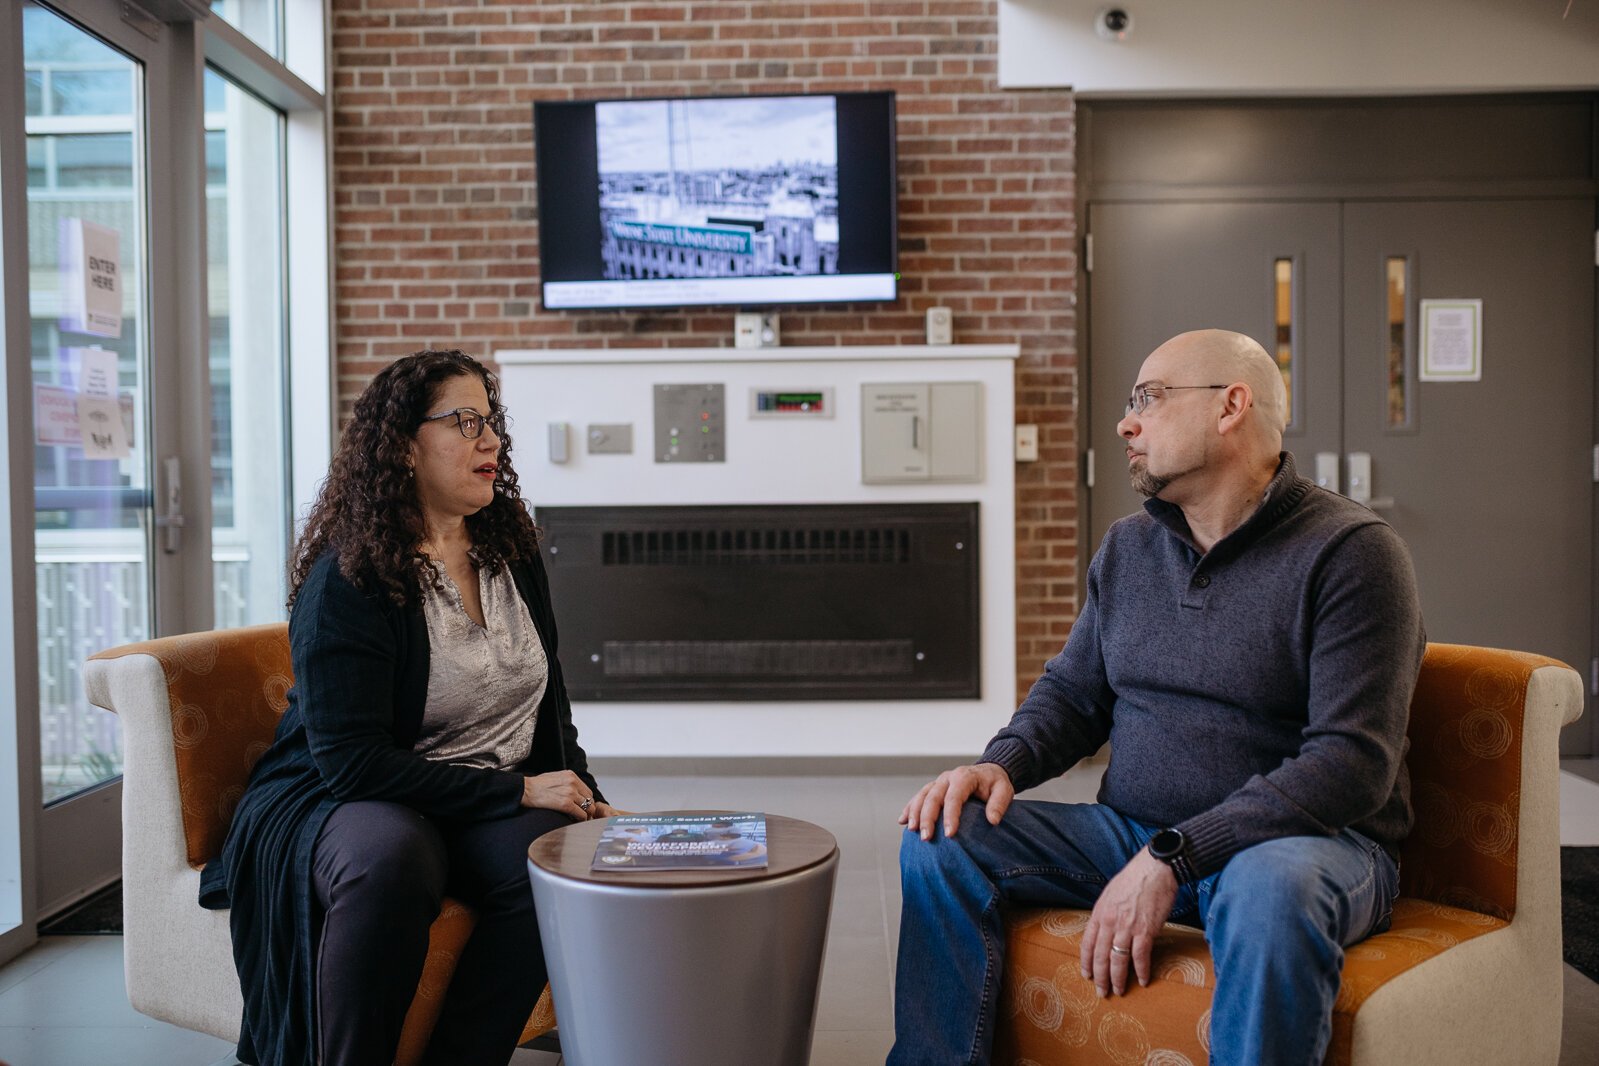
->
[331, 0, 1080, 704]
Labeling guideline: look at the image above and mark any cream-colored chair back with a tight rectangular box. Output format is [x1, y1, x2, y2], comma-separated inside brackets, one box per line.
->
[85, 624, 560, 1062]
[84, 627, 289, 1041]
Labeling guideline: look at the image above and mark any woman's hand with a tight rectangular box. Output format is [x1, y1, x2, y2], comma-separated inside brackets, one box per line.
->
[589, 801, 621, 819]
[520, 770, 597, 820]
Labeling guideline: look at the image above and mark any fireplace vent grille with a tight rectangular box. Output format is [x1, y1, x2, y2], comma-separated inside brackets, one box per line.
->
[601, 639, 914, 678]
[602, 528, 911, 566]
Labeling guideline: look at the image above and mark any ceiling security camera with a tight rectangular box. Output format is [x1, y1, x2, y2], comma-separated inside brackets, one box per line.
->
[1095, 7, 1133, 42]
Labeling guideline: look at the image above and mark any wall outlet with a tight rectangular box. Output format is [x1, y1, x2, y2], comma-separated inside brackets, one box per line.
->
[1014, 423, 1039, 462]
[926, 306, 954, 345]
[734, 313, 762, 349]
[734, 313, 781, 348]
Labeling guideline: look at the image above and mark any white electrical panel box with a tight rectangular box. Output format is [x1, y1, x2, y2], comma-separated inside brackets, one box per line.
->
[929, 382, 982, 481]
[861, 383, 929, 481]
[861, 381, 983, 483]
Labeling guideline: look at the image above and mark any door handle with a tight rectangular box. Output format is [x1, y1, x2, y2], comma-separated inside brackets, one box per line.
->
[1314, 452, 1340, 494]
[1346, 452, 1370, 504]
[155, 455, 184, 554]
[1346, 452, 1395, 512]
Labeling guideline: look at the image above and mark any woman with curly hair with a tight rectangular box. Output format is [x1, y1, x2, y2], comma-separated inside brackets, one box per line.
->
[199, 349, 614, 1066]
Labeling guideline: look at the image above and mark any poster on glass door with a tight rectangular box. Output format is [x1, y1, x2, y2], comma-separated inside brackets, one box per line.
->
[73, 347, 131, 459]
[58, 218, 122, 339]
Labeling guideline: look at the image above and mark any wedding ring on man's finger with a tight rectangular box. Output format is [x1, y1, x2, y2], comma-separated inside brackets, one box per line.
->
[1110, 945, 1131, 956]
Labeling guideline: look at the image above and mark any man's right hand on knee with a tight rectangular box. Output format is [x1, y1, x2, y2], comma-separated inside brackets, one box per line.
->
[899, 763, 1015, 841]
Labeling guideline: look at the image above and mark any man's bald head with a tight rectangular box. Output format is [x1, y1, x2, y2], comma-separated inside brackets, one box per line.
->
[1156, 329, 1288, 438]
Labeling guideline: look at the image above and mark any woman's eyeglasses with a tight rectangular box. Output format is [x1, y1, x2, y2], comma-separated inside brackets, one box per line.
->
[419, 407, 505, 440]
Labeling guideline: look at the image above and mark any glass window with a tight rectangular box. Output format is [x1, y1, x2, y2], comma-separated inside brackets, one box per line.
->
[204, 129, 226, 188]
[204, 67, 225, 114]
[209, 0, 282, 62]
[53, 134, 134, 188]
[24, 2, 150, 805]
[25, 69, 44, 116]
[206, 68, 290, 627]
[25, 137, 48, 188]
[50, 68, 132, 117]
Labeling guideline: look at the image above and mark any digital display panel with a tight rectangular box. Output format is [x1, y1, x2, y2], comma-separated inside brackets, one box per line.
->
[535, 92, 897, 310]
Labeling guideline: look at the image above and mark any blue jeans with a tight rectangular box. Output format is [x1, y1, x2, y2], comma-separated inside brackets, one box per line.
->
[887, 800, 1398, 1066]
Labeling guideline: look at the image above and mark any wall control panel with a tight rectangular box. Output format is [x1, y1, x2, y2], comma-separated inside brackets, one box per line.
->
[587, 423, 633, 455]
[654, 383, 725, 463]
[749, 387, 834, 418]
[861, 381, 983, 483]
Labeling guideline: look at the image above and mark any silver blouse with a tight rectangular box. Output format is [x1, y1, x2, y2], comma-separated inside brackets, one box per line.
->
[414, 562, 548, 770]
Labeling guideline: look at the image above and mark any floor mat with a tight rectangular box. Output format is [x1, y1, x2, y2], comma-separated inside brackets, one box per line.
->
[1562, 847, 1599, 984]
[39, 880, 121, 935]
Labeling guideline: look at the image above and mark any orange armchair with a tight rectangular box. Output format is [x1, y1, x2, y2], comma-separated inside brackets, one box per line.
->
[995, 644, 1584, 1065]
[85, 623, 557, 1065]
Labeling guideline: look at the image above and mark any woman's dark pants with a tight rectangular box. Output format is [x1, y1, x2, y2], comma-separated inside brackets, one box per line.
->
[311, 800, 571, 1066]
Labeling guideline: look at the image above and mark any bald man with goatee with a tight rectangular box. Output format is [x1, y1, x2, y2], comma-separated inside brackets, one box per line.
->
[888, 330, 1425, 1066]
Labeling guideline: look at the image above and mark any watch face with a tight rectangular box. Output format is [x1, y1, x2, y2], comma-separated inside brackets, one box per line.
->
[1151, 828, 1183, 859]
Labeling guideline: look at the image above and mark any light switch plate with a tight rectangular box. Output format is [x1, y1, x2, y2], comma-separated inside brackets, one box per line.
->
[1015, 423, 1039, 462]
[733, 314, 780, 349]
[586, 423, 633, 455]
[734, 313, 761, 349]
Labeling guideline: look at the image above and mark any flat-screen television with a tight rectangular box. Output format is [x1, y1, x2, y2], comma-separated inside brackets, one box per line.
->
[534, 91, 897, 311]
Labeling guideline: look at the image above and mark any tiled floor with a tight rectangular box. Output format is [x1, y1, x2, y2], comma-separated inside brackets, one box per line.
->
[3, 764, 1598, 1066]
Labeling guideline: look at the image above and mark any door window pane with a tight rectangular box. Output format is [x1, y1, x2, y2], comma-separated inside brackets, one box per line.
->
[23, 3, 152, 804]
[1385, 257, 1411, 429]
[206, 69, 289, 626]
[1273, 257, 1296, 428]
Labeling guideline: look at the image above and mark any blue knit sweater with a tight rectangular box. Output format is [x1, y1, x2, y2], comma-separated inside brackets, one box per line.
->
[980, 452, 1425, 879]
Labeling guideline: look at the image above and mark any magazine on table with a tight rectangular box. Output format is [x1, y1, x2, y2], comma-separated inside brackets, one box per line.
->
[590, 812, 769, 871]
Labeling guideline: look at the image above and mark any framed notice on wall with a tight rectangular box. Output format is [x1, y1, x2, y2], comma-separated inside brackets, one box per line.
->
[1419, 299, 1482, 382]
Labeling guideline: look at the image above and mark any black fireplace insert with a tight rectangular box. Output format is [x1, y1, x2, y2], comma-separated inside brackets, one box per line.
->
[535, 502, 980, 701]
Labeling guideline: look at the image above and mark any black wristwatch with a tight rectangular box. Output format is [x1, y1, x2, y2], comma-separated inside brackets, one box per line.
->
[1148, 827, 1196, 885]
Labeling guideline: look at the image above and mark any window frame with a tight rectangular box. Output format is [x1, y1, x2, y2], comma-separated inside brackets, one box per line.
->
[0, 0, 330, 963]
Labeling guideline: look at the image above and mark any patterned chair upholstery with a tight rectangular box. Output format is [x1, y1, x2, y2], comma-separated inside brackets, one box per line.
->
[84, 623, 556, 1065]
[994, 644, 1585, 1065]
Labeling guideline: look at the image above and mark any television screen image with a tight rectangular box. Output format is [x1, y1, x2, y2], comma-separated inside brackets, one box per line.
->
[536, 92, 896, 311]
[597, 97, 840, 283]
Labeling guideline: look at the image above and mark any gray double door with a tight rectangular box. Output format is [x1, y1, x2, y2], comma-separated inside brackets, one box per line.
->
[1087, 197, 1596, 754]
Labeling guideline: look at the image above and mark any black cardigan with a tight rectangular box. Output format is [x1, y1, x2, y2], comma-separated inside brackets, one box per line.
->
[199, 549, 602, 1066]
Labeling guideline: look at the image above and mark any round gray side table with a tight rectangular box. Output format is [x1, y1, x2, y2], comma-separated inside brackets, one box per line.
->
[527, 810, 839, 1066]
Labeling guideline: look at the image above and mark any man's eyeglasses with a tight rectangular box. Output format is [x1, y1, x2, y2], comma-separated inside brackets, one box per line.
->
[1123, 384, 1227, 418]
[419, 407, 504, 440]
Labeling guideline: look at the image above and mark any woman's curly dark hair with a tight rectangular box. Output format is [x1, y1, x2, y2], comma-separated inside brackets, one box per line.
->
[288, 349, 540, 607]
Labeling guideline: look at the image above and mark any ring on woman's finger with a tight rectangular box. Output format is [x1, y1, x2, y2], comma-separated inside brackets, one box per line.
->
[578, 797, 593, 812]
